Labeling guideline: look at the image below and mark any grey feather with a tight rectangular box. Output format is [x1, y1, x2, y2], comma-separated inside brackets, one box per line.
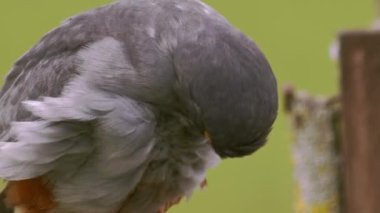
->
[0, 0, 277, 212]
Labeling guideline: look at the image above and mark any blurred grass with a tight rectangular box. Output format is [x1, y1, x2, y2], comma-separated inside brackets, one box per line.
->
[0, 0, 375, 212]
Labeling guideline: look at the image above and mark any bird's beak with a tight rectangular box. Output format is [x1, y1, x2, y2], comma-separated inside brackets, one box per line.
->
[204, 131, 212, 143]
[203, 131, 227, 158]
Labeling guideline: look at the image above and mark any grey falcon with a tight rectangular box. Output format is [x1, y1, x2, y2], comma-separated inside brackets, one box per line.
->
[0, 0, 278, 212]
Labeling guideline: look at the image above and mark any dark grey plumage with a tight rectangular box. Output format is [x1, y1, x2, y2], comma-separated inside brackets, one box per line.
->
[0, 0, 277, 212]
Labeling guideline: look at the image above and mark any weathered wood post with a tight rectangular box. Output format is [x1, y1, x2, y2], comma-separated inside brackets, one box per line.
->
[284, 86, 341, 213]
[339, 30, 380, 213]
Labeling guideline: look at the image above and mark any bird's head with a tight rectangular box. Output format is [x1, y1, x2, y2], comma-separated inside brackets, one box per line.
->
[174, 31, 278, 159]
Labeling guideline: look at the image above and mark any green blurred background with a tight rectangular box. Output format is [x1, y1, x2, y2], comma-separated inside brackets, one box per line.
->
[0, 0, 375, 212]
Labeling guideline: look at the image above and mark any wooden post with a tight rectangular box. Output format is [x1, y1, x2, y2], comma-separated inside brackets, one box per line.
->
[372, 0, 380, 28]
[284, 86, 341, 213]
[339, 31, 380, 213]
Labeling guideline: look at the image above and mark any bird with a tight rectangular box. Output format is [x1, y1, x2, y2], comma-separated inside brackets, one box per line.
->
[0, 0, 278, 212]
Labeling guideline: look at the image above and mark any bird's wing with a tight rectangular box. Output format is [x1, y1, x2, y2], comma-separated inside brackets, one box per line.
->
[0, 34, 157, 213]
[0, 3, 157, 211]
[0, 3, 120, 141]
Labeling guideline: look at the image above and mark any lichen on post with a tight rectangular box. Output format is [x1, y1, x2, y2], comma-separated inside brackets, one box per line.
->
[284, 86, 342, 213]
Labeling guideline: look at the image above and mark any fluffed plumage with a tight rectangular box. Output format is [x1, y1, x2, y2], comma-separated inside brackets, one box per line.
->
[0, 0, 278, 212]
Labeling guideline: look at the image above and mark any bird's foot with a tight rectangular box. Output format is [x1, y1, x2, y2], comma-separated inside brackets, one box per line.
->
[158, 196, 182, 213]
[157, 178, 208, 213]
[200, 179, 208, 189]
[5, 177, 56, 213]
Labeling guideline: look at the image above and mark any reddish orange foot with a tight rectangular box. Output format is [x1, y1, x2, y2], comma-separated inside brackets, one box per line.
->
[158, 196, 183, 213]
[200, 179, 208, 189]
[157, 179, 208, 213]
[5, 177, 56, 213]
